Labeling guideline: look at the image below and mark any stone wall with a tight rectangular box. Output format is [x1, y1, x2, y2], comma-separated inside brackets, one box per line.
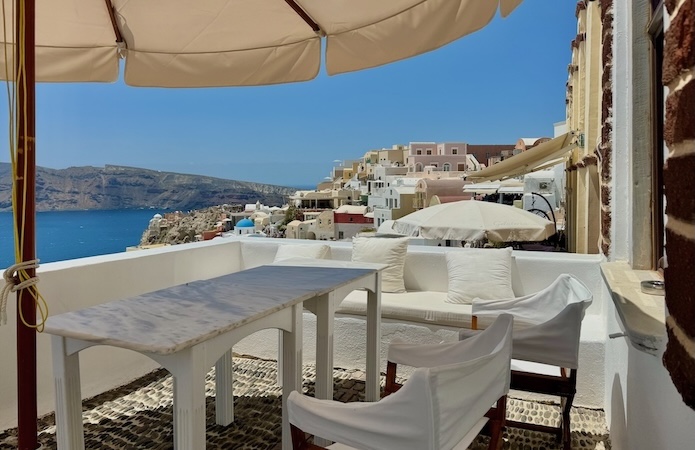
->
[662, 0, 695, 410]
[598, 0, 613, 257]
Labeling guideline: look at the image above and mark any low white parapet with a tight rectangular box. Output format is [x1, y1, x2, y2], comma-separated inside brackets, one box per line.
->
[0, 237, 607, 430]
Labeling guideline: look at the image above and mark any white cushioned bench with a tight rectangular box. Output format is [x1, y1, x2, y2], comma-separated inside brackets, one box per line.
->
[231, 237, 607, 408]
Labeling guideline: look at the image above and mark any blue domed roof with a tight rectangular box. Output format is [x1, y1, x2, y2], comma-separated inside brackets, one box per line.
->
[236, 218, 255, 228]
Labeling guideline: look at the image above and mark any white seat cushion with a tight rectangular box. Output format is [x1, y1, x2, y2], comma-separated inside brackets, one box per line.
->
[445, 247, 515, 304]
[273, 243, 330, 261]
[336, 290, 473, 328]
[351, 237, 409, 293]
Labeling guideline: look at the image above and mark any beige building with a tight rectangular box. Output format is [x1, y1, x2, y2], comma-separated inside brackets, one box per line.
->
[289, 189, 361, 209]
[373, 184, 417, 228]
[285, 219, 316, 240]
[414, 178, 471, 210]
[313, 210, 335, 240]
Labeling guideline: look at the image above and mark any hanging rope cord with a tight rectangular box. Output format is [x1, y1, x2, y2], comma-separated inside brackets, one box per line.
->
[0, 1, 48, 330]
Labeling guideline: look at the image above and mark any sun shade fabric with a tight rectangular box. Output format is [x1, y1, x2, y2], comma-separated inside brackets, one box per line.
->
[0, 0, 525, 87]
[288, 314, 514, 450]
[392, 200, 555, 242]
[467, 132, 578, 183]
[466, 274, 593, 369]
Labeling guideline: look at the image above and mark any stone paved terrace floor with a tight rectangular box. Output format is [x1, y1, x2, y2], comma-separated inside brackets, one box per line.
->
[0, 356, 611, 449]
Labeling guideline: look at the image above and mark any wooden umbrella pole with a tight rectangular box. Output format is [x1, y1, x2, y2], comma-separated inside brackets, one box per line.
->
[15, 0, 37, 449]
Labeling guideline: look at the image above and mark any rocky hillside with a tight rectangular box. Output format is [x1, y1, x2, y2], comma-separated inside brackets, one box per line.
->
[0, 163, 297, 212]
[140, 205, 237, 246]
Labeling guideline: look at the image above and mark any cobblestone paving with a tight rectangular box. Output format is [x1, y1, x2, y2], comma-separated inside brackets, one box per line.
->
[0, 357, 611, 449]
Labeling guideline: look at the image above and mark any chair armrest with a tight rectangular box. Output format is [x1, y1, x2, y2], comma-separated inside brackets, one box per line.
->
[388, 339, 472, 368]
[458, 328, 482, 340]
[287, 390, 426, 450]
[288, 391, 375, 447]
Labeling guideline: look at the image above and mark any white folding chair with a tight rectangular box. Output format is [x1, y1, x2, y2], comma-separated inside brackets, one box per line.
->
[462, 273, 593, 450]
[288, 314, 514, 450]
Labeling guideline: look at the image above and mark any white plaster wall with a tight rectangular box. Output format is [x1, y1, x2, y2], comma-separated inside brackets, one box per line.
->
[604, 298, 695, 449]
[611, 0, 633, 262]
[0, 239, 242, 431]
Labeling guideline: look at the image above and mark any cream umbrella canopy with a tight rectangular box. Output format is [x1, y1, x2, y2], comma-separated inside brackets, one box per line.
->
[1, 0, 525, 86]
[393, 200, 556, 242]
[1, 1, 526, 448]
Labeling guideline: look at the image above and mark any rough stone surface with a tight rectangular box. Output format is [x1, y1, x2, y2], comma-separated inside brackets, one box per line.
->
[663, 325, 695, 410]
[0, 163, 295, 212]
[663, 0, 695, 85]
[664, 153, 695, 223]
[0, 356, 611, 449]
[665, 229, 695, 339]
[664, 79, 695, 146]
[140, 205, 241, 246]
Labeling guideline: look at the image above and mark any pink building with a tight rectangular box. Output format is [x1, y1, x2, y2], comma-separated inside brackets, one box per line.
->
[406, 141, 469, 172]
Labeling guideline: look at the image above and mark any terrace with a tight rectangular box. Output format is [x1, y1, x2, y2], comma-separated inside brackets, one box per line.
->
[0, 235, 689, 448]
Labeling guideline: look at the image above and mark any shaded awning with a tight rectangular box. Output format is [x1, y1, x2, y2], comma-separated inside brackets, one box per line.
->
[463, 180, 524, 194]
[467, 132, 577, 183]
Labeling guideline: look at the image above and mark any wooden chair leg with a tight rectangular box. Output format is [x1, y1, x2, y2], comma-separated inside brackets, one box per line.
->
[487, 395, 507, 450]
[561, 393, 574, 450]
[383, 361, 402, 397]
[290, 424, 326, 450]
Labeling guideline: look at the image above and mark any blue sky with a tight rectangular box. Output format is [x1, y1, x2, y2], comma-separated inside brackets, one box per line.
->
[1, 1, 577, 188]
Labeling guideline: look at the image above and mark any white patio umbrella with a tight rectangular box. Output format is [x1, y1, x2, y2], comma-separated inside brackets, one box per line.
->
[1, 1, 525, 447]
[1, 0, 524, 86]
[393, 200, 556, 242]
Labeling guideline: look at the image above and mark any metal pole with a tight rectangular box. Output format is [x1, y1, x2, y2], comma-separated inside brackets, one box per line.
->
[15, 0, 38, 448]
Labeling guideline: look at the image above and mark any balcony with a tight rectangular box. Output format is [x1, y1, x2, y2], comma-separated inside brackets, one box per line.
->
[0, 237, 689, 448]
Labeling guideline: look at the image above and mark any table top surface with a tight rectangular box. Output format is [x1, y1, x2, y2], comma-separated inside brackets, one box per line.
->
[44, 265, 378, 355]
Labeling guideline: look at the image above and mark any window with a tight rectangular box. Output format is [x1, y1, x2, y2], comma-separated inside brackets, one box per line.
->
[416, 148, 422, 155]
[649, 5, 665, 269]
[452, 148, 458, 155]
[426, 150, 432, 155]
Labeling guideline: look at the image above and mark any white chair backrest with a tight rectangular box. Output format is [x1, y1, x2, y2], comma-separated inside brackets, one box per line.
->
[377, 314, 513, 450]
[290, 315, 513, 450]
[472, 274, 593, 368]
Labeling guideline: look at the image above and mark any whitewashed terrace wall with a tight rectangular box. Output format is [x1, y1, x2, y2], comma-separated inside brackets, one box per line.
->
[0, 237, 606, 430]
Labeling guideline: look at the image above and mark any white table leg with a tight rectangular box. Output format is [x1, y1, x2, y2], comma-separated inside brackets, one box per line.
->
[366, 273, 382, 402]
[282, 303, 303, 450]
[51, 336, 85, 450]
[314, 292, 334, 401]
[314, 293, 335, 447]
[215, 349, 234, 425]
[277, 329, 283, 387]
[170, 347, 207, 450]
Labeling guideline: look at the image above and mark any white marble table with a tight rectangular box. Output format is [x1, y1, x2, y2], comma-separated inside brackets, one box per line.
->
[45, 264, 382, 450]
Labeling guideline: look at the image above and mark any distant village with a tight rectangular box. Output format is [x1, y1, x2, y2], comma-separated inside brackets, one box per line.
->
[138, 133, 568, 248]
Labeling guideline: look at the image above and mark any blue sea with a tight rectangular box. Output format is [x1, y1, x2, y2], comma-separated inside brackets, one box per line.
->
[0, 209, 165, 270]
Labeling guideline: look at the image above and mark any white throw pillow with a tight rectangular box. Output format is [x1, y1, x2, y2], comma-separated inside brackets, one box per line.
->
[351, 237, 409, 293]
[273, 244, 330, 262]
[445, 247, 514, 304]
